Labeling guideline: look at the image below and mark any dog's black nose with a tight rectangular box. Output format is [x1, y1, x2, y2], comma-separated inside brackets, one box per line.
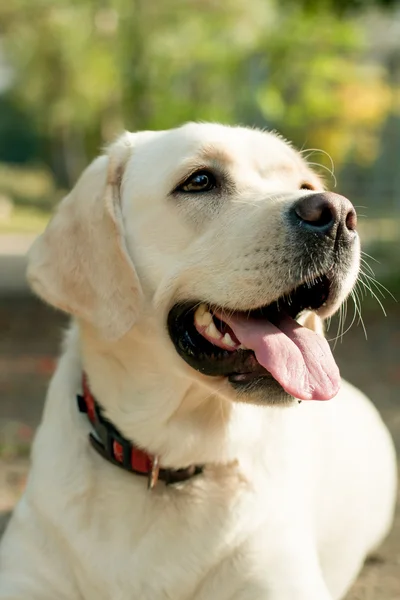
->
[292, 192, 357, 240]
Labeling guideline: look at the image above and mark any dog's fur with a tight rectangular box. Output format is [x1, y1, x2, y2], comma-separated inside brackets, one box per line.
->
[0, 124, 397, 600]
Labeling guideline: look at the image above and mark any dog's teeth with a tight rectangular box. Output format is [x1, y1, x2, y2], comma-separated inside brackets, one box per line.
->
[222, 333, 236, 347]
[197, 303, 207, 315]
[206, 321, 221, 340]
[238, 344, 247, 350]
[195, 304, 213, 327]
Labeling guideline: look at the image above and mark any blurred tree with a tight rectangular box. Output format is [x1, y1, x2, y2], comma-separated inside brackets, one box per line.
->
[0, 0, 397, 186]
[0, 96, 39, 163]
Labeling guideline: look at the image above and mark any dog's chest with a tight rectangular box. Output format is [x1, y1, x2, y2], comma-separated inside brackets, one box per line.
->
[69, 468, 272, 600]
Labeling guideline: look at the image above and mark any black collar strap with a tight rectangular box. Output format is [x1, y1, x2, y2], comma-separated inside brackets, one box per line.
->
[77, 375, 203, 489]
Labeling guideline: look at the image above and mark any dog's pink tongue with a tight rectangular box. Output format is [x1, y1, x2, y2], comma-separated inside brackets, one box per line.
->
[225, 313, 340, 400]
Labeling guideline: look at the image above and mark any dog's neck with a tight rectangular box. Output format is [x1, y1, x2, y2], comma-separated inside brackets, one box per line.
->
[75, 319, 294, 470]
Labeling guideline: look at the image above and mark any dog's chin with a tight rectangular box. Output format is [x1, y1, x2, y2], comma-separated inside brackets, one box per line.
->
[227, 375, 296, 406]
[167, 273, 345, 405]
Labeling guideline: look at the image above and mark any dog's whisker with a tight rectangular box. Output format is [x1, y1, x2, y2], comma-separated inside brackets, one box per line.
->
[359, 257, 376, 277]
[359, 270, 384, 299]
[337, 304, 344, 348]
[352, 287, 368, 340]
[327, 293, 360, 344]
[358, 278, 388, 317]
[332, 304, 343, 349]
[361, 250, 380, 265]
[357, 277, 367, 301]
[342, 298, 348, 337]
[300, 147, 336, 176]
[325, 315, 332, 332]
[306, 162, 337, 188]
[362, 272, 397, 302]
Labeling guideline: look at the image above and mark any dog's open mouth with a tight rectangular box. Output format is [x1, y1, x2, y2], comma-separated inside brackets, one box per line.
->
[167, 275, 341, 401]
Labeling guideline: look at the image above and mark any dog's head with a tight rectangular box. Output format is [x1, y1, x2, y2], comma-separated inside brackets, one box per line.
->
[28, 123, 360, 405]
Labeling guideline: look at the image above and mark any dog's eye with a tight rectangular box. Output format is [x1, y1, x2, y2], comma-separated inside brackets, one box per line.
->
[300, 182, 315, 191]
[179, 171, 216, 193]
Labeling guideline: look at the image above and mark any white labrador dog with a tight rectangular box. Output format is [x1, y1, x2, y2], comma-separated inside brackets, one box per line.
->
[0, 123, 396, 600]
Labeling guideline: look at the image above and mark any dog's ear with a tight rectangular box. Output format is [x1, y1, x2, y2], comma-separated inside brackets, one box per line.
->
[27, 133, 143, 341]
[298, 311, 325, 336]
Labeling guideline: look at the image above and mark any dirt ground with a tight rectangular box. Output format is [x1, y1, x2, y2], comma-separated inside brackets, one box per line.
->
[0, 294, 399, 599]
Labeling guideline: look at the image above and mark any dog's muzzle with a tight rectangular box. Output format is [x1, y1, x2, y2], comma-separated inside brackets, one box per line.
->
[167, 191, 358, 403]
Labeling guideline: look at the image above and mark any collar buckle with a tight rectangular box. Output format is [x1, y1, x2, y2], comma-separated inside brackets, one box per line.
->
[148, 455, 160, 490]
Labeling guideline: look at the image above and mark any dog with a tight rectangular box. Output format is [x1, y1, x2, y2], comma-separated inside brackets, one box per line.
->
[0, 123, 396, 600]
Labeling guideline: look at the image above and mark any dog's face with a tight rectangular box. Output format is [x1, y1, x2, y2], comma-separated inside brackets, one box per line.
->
[28, 123, 360, 405]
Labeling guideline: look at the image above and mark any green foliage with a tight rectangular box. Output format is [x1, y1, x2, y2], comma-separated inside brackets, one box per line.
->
[0, 96, 39, 163]
[0, 0, 398, 186]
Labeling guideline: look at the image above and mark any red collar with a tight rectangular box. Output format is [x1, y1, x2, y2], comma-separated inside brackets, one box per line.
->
[77, 375, 203, 489]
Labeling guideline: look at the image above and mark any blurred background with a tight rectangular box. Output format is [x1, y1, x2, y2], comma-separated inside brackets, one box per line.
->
[0, 0, 399, 597]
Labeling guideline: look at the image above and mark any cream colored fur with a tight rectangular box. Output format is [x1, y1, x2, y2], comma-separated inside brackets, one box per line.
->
[0, 123, 396, 600]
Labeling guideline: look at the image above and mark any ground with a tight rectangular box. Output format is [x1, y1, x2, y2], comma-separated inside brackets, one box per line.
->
[0, 295, 399, 599]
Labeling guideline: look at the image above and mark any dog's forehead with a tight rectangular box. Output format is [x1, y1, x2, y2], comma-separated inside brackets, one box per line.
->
[134, 123, 306, 177]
